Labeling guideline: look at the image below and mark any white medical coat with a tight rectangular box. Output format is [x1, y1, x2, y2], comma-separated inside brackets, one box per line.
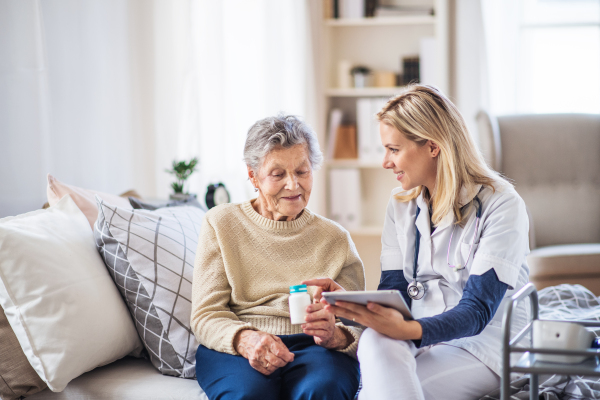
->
[380, 180, 530, 375]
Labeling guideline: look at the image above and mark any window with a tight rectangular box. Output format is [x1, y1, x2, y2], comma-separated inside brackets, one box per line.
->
[517, 0, 600, 113]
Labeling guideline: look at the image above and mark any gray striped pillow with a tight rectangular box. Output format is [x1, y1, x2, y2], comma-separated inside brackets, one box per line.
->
[94, 197, 205, 378]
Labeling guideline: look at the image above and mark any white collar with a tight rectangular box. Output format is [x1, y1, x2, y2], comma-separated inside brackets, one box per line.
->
[415, 184, 483, 234]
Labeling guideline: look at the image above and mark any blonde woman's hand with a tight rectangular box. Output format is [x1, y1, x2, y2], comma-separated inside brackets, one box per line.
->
[302, 299, 353, 350]
[324, 301, 423, 341]
[301, 278, 345, 303]
[233, 330, 295, 375]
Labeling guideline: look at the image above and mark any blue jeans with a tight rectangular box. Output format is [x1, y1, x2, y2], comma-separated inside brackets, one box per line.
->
[195, 333, 359, 400]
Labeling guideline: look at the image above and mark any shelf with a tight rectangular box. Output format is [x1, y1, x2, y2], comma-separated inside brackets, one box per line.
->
[326, 87, 404, 97]
[325, 16, 435, 27]
[326, 159, 382, 169]
[513, 352, 600, 377]
[348, 226, 383, 236]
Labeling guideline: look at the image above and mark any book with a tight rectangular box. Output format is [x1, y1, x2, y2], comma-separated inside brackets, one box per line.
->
[329, 168, 362, 230]
[357, 98, 373, 161]
[333, 125, 358, 159]
[327, 109, 343, 160]
[365, 0, 378, 17]
[324, 0, 334, 19]
[402, 56, 420, 85]
[374, 5, 433, 17]
[357, 97, 389, 163]
[339, 0, 365, 19]
[371, 97, 388, 161]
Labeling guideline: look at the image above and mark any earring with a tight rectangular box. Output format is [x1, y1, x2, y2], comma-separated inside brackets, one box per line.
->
[254, 187, 258, 192]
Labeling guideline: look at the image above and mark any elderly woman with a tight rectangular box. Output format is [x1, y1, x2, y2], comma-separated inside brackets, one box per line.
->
[191, 114, 365, 400]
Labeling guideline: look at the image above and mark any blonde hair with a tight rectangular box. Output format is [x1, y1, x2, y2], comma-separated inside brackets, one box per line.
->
[377, 84, 507, 226]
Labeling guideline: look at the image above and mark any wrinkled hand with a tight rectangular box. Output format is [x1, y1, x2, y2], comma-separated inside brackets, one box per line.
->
[302, 300, 353, 350]
[324, 301, 423, 341]
[234, 330, 294, 375]
[301, 278, 345, 303]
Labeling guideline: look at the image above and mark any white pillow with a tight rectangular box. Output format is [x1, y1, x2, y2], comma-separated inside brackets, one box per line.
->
[0, 195, 143, 392]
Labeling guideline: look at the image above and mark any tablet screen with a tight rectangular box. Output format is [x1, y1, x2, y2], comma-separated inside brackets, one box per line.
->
[322, 290, 412, 322]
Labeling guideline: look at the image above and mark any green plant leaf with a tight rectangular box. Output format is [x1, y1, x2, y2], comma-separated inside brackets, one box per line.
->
[171, 182, 184, 193]
[166, 157, 199, 194]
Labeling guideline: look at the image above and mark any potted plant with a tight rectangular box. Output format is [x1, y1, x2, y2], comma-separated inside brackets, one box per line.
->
[350, 65, 371, 88]
[165, 157, 199, 200]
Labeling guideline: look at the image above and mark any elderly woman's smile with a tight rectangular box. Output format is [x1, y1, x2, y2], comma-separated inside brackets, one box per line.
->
[249, 144, 313, 221]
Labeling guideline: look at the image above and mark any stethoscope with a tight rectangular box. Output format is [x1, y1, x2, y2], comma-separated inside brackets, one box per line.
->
[406, 196, 483, 301]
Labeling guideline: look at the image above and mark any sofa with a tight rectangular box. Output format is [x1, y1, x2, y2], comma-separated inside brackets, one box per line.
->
[476, 111, 600, 294]
[25, 357, 207, 400]
[0, 175, 209, 400]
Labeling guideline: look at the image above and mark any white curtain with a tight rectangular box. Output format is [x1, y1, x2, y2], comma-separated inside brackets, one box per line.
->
[480, 0, 520, 116]
[0, 0, 157, 217]
[0, 0, 53, 216]
[0, 0, 316, 217]
[453, 0, 490, 141]
[167, 0, 316, 204]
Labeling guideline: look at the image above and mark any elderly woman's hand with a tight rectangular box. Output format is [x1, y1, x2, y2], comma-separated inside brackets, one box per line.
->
[302, 299, 353, 350]
[234, 330, 295, 375]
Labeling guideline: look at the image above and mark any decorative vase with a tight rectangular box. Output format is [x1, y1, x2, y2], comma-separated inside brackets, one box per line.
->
[169, 193, 196, 201]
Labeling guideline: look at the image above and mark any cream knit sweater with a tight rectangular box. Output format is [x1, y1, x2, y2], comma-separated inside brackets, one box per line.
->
[191, 200, 365, 358]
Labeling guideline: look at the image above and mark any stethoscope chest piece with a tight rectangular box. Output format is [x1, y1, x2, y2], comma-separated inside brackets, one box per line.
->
[407, 281, 425, 300]
[407, 194, 482, 301]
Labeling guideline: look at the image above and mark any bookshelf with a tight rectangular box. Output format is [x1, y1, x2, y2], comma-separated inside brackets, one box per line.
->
[324, 15, 436, 27]
[315, 0, 449, 290]
[326, 87, 405, 97]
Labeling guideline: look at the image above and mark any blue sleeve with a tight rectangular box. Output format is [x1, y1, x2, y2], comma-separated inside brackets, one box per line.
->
[378, 270, 412, 308]
[416, 268, 508, 347]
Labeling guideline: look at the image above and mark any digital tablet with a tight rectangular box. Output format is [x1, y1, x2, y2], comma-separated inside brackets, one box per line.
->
[322, 290, 412, 326]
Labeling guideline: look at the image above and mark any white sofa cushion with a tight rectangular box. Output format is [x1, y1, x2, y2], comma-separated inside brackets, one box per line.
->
[26, 357, 208, 400]
[0, 195, 143, 392]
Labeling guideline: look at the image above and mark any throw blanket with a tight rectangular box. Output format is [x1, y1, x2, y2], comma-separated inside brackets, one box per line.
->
[480, 284, 600, 400]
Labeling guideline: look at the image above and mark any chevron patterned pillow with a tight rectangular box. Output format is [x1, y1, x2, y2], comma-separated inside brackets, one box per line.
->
[94, 197, 205, 378]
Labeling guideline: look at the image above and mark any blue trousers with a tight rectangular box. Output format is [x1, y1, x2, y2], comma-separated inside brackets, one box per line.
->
[196, 333, 359, 400]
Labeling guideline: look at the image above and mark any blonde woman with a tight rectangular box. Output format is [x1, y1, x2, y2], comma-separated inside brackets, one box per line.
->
[306, 85, 530, 399]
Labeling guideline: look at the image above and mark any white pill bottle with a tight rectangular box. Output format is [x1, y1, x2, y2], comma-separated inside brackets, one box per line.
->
[289, 284, 312, 325]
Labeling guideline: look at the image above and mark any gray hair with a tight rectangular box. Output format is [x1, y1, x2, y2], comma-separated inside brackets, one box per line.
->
[244, 114, 323, 172]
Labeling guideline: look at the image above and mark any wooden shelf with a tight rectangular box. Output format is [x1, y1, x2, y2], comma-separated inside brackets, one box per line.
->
[325, 16, 435, 27]
[326, 87, 404, 97]
[326, 159, 382, 169]
[348, 226, 383, 236]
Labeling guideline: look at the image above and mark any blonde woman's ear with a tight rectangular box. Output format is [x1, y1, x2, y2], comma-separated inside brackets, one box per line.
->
[429, 141, 440, 157]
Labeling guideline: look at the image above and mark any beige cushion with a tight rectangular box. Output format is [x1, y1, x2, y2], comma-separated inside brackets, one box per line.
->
[0, 306, 47, 400]
[498, 114, 600, 187]
[475, 110, 502, 171]
[26, 358, 208, 400]
[528, 244, 600, 295]
[477, 112, 600, 248]
[517, 184, 600, 247]
[46, 174, 132, 229]
[498, 114, 600, 247]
